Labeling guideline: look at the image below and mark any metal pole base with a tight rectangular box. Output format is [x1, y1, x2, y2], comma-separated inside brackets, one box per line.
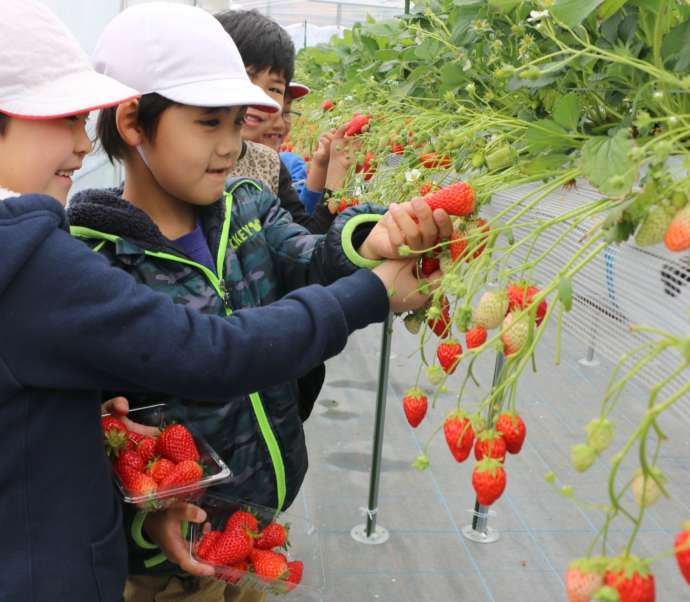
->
[350, 524, 390, 545]
[462, 524, 500, 544]
[578, 357, 600, 367]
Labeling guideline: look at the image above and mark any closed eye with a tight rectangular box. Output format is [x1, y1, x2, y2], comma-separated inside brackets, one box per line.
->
[197, 119, 220, 127]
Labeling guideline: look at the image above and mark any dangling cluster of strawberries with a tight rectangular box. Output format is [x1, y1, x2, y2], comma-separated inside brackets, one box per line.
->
[343, 112, 370, 137]
[195, 510, 303, 593]
[102, 417, 203, 503]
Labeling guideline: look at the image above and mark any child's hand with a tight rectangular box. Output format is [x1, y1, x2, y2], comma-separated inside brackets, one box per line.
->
[358, 198, 453, 260]
[312, 129, 336, 168]
[372, 258, 439, 313]
[144, 502, 215, 577]
[101, 396, 159, 437]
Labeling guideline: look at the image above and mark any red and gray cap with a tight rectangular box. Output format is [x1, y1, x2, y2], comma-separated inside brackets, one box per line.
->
[0, 0, 139, 119]
[287, 82, 311, 101]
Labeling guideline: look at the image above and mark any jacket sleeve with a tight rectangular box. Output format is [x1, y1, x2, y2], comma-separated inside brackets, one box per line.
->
[253, 183, 386, 290]
[277, 160, 334, 234]
[0, 227, 389, 400]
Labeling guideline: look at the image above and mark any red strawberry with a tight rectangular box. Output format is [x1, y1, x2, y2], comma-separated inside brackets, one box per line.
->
[437, 339, 462, 374]
[391, 142, 405, 155]
[250, 549, 289, 582]
[356, 151, 376, 181]
[427, 296, 451, 338]
[285, 560, 304, 590]
[210, 527, 254, 565]
[119, 468, 158, 498]
[465, 326, 487, 349]
[402, 387, 428, 428]
[664, 205, 690, 252]
[137, 437, 157, 464]
[449, 230, 468, 262]
[113, 449, 145, 477]
[126, 431, 144, 446]
[419, 183, 433, 195]
[675, 524, 690, 585]
[604, 560, 655, 602]
[565, 558, 605, 602]
[337, 197, 359, 213]
[424, 182, 475, 216]
[101, 416, 128, 456]
[420, 254, 440, 277]
[506, 284, 547, 326]
[419, 152, 451, 169]
[146, 457, 176, 483]
[443, 412, 475, 462]
[321, 99, 334, 111]
[156, 423, 200, 463]
[344, 113, 370, 136]
[255, 522, 290, 550]
[495, 413, 527, 454]
[474, 430, 507, 462]
[196, 530, 222, 561]
[472, 458, 507, 506]
[158, 459, 203, 491]
[225, 510, 259, 534]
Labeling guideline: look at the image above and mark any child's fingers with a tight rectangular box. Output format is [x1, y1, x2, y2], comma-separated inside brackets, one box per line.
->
[389, 202, 426, 250]
[431, 208, 453, 239]
[179, 555, 216, 578]
[409, 198, 441, 250]
[382, 211, 406, 250]
[166, 502, 207, 524]
[101, 396, 129, 417]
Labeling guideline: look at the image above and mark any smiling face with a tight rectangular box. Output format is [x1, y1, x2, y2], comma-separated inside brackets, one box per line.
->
[242, 67, 285, 146]
[0, 114, 91, 204]
[138, 104, 245, 206]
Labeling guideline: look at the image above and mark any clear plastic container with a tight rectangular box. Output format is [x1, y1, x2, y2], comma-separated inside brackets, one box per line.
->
[104, 403, 232, 510]
[188, 493, 323, 599]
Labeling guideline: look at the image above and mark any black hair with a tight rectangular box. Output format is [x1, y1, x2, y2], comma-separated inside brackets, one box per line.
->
[97, 93, 176, 163]
[215, 10, 295, 84]
[0, 113, 7, 136]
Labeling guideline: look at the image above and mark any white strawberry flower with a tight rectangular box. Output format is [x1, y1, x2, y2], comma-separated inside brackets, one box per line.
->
[527, 10, 549, 22]
[405, 169, 422, 182]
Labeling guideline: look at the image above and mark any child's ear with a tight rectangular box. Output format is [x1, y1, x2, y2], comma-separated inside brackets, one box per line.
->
[115, 99, 144, 148]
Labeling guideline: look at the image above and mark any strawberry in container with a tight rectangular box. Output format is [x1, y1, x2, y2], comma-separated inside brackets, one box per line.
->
[189, 494, 322, 598]
[102, 403, 231, 510]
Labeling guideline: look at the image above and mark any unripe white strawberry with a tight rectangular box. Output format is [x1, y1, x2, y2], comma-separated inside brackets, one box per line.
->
[501, 312, 530, 355]
[632, 469, 665, 507]
[473, 290, 508, 330]
[635, 205, 673, 247]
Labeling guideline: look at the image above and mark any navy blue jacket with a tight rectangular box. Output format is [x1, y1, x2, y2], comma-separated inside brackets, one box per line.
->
[0, 194, 388, 602]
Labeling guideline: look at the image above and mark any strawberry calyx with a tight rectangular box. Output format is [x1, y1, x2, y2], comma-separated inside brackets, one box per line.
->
[475, 456, 503, 476]
[605, 555, 652, 579]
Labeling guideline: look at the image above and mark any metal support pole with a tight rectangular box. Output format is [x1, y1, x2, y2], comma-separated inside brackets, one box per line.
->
[336, 3, 342, 29]
[404, 0, 410, 14]
[351, 314, 393, 545]
[462, 353, 505, 544]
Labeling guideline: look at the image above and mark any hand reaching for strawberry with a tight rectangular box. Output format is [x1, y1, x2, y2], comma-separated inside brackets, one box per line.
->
[144, 501, 215, 577]
[372, 258, 441, 313]
[358, 197, 453, 261]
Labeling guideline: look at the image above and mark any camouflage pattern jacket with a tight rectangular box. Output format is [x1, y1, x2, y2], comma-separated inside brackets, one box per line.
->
[68, 178, 383, 522]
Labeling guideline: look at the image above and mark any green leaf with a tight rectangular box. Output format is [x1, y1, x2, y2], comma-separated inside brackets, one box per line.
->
[487, 0, 521, 12]
[597, 0, 628, 21]
[525, 120, 575, 153]
[580, 130, 639, 196]
[662, 19, 690, 72]
[558, 276, 573, 311]
[552, 93, 581, 130]
[518, 153, 572, 176]
[439, 62, 467, 86]
[414, 37, 441, 61]
[551, 0, 604, 27]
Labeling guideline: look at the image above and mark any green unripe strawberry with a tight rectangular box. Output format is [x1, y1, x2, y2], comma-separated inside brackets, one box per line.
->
[485, 145, 514, 171]
[585, 418, 614, 452]
[635, 206, 673, 246]
[426, 365, 445, 386]
[571, 444, 598, 473]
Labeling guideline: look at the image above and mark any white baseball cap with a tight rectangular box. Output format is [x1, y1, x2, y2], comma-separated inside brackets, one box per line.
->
[93, 3, 280, 114]
[288, 82, 311, 101]
[0, 0, 139, 120]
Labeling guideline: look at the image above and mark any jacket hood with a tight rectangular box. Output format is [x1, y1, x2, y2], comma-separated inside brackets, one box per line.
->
[0, 193, 67, 296]
[68, 187, 226, 254]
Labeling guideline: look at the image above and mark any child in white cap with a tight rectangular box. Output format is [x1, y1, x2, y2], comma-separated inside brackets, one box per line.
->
[67, 4, 451, 601]
[0, 3, 444, 601]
